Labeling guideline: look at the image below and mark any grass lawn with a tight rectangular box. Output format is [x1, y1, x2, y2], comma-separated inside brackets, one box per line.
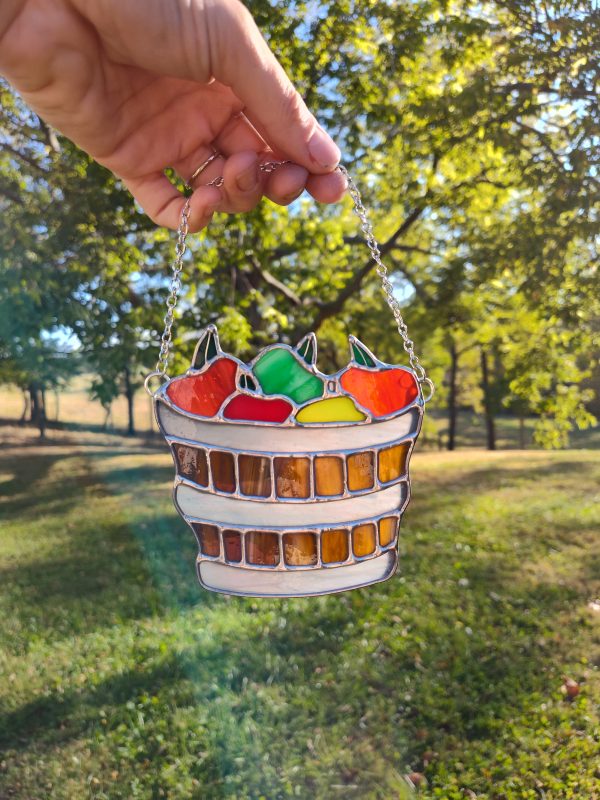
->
[0, 425, 599, 799]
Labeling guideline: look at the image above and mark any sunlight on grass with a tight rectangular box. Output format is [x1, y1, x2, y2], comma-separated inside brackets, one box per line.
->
[1, 432, 598, 799]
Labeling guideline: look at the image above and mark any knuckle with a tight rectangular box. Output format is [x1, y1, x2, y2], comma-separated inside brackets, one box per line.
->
[278, 84, 311, 130]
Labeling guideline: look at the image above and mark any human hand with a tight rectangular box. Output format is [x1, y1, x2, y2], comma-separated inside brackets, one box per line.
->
[0, 0, 346, 231]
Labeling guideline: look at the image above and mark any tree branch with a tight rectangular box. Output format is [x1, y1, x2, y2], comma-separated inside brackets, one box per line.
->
[0, 142, 49, 175]
[296, 201, 430, 336]
[249, 255, 303, 306]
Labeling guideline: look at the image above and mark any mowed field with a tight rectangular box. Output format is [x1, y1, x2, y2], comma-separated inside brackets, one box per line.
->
[0, 425, 599, 799]
[0, 377, 159, 434]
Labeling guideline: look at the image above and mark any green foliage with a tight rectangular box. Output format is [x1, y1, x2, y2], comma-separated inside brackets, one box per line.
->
[1, 0, 598, 445]
[1, 438, 599, 797]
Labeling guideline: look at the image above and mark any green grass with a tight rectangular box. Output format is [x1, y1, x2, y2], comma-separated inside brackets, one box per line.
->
[1, 427, 599, 799]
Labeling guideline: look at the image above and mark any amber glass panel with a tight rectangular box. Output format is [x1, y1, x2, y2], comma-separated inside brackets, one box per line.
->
[193, 523, 220, 557]
[173, 444, 208, 486]
[238, 455, 271, 497]
[283, 532, 318, 566]
[321, 529, 349, 563]
[246, 531, 280, 566]
[222, 529, 242, 563]
[352, 523, 376, 557]
[378, 516, 398, 547]
[314, 456, 344, 497]
[347, 451, 374, 492]
[210, 450, 236, 493]
[378, 443, 410, 483]
[274, 457, 310, 498]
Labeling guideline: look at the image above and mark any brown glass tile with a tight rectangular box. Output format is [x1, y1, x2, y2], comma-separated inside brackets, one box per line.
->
[283, 532, 318, 566]
[321, 529, 349, 564]
[246, 531, 280, 566]
[238, 454, 271, 497]
[173, 444, 208, 486]
[222, 529, 242, 563]
[274, 457, 310, 498]
[378, 516, 398, 548]
[210, 450, 236, 493]
[352, 523, 376, 557]
[193, 523, 220, 557]
[378, 443, 410, 484]
[314, 456, 344, 496]
[347, 451, 374, 492]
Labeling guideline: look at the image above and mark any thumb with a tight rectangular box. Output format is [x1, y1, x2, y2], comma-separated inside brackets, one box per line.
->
[207, 0, 341, 173]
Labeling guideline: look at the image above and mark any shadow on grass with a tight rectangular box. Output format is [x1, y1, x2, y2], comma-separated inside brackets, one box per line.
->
[0, 451, 112, 520]
[0, 654, 189, 750]
[98, 461, 174, 488]
[0, 445, 208, 649]
[1, 444, 598, 794]
[0, 536, 588, 765]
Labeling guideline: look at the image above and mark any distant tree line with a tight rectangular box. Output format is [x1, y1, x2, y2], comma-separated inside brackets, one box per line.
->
[1, 0, 598, 445]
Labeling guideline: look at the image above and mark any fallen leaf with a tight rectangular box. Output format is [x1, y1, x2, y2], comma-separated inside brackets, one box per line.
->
[561, 677, 580, 699]
[405, 772, 427, 788]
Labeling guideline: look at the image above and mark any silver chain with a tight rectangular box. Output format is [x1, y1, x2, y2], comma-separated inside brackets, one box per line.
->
[153, 197, 191, 377]
[337, 164, 431, 391]
[147, 162, 433, 400]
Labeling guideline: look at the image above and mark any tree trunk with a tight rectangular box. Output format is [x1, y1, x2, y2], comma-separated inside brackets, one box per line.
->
[54, 389, 60, 422]
[20, 390, 30, 423]
[519, 415, 526, 449]
[102, 405, 112, 430]
[124, 366, 135, 436]
[480, 348, 496, 450]
[447, 339, 459, 451]
[29, 383, 46, 438]
[39, 387, 47, 439]
[28, 384, 38, 423]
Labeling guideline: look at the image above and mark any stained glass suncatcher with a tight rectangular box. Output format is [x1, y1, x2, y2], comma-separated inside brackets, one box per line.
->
[154, 326, 424, 597]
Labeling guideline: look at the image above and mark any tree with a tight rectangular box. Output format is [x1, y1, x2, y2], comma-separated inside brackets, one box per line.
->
[0, 84, 166, 434]
[1, 0, 597, 447]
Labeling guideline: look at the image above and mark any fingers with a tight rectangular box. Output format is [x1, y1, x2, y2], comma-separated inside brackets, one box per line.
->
[195, 152, 309, 212]
[208, 0, 341, 174]
[122, 172, 221, 231]
[128, 138, 347, 230]
[182, 112, 346, 209]
[306, 170, 348, 204]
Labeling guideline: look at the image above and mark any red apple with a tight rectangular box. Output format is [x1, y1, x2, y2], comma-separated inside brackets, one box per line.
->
[223, 394, 292, 423]
[340, 366, 418, 417]
[166, 357, 238, 417]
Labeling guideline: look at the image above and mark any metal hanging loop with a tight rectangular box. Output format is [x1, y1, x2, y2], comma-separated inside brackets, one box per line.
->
[146, 163, 433, 401]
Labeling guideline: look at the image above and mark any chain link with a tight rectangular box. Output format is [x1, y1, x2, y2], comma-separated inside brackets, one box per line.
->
[152, 197, 190, 377]
[337, 164, 431, 394]
[147, 163, 433, 400]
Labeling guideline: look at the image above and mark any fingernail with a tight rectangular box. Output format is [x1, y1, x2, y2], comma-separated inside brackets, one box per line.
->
[283, 188, 305, 204]
[236, 163, 259, 192]
[308, 128, 341, 170]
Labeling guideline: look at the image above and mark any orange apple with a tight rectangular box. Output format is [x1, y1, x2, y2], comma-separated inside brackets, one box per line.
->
[340, 366, 418, 417]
